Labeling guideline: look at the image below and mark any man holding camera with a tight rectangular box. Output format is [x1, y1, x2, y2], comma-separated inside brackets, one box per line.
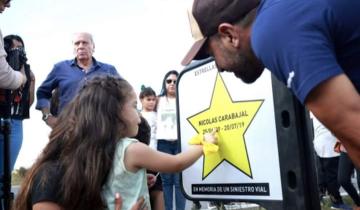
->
[0, 0, 27, 89]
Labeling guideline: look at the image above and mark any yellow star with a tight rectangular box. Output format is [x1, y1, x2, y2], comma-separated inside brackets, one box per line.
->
[187, 73, 263, 179]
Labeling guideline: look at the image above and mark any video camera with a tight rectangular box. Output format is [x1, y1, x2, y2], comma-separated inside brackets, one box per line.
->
[0, 47, 28, 119]
[6, 47, 27, 71]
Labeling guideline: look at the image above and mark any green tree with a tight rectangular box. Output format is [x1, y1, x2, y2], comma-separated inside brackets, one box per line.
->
[17, 166, 28, 178]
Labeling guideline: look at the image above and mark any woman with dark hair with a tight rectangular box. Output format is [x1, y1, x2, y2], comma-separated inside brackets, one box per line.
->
[156, 70, 186, 210]
[0, 34, 35, 175]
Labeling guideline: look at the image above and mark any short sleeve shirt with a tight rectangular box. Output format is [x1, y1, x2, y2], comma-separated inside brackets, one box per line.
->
[251, 0, 360, 103]
[30, 163, 62, 208]
[156, 97, 177, 140]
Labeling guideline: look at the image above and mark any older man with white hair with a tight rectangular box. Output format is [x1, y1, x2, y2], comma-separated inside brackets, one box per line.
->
[36, 32, 121, 128]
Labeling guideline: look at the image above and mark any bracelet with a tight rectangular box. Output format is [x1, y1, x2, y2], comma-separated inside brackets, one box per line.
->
[188, 133, 219, 155]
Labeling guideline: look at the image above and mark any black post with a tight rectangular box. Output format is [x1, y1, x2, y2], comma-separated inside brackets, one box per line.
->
[270, 75, 320, 210]
[1, 118, 12, 210]
[0, 88, 13, 210]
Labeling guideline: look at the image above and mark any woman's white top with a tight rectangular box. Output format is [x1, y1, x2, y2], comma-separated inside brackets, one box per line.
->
[156, 96, 177, 141]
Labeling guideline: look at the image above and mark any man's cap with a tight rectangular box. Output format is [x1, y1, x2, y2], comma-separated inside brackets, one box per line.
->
[181, 0, 260, 66]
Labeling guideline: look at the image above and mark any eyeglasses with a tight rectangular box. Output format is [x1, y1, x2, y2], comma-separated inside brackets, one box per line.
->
[166, 79, 176, 85]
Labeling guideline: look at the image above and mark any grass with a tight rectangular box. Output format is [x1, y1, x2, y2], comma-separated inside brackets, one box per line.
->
[192, 196, 356, 210]
[321, 196, 355, 210]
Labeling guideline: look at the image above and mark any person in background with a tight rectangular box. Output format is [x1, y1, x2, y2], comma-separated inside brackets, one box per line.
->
[192, 200, 202, 210]
[0, 0, 27, 89]
[139, 86, 158, 150]
[13, 76, 218, 210]
[139, 86, 165, 210]
[133, 115, 165, 210]
[0, 34, 35, 202]
[0, 34, 35, 170]
[182, 0, 360, 167]
[311, 114, 352, 210]
[156, 70, 187, 210]
[36, 32, 120, 128]
[0, 2, 27, 205]
[335, 140, 360, 210]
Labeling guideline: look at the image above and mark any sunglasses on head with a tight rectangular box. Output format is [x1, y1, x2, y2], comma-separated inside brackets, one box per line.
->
[166, 79, 176, 85]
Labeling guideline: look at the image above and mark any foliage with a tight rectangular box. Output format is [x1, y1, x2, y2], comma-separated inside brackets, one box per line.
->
[11, 166, 28, 185]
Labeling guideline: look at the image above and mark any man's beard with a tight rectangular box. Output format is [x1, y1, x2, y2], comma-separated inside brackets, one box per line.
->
[230, 50, 264, 83]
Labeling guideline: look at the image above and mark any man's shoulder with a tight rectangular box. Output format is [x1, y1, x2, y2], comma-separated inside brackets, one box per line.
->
[93, 59, 118, 75]
[255, 0, 330, 26]
[252, 0, 331, 56]
[95, 60, 115, 69]
[53, 59, 75, 67]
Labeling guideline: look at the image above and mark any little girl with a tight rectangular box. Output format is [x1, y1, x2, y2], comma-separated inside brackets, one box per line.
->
[102, 78, 217, 210]
[13, 76, 216, 210]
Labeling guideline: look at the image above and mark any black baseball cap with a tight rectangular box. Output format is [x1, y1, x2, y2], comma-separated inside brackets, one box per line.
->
[181, 0, 260, 66]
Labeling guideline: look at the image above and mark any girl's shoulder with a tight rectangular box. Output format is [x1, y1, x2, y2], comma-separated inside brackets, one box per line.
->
[116, 137, 139, 151]
[114, 137, 140, 160]
[119, 137, 139, 145]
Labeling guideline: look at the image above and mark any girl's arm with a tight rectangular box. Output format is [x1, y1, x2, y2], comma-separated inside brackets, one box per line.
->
[33, 202, 62, 210]
[125, 132, 217, 173]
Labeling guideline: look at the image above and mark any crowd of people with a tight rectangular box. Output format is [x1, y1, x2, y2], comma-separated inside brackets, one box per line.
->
[1, 0, 360, 209]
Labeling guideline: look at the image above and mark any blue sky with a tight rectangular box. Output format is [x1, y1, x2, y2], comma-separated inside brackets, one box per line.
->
[1, 0, 193, 168]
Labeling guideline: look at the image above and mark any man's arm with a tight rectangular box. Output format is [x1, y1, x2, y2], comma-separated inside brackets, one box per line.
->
[0, 55, 26, 89]
[0, 30, 27, 89]
[36, 66, 60, 127]
[306, 73, 360, 167]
